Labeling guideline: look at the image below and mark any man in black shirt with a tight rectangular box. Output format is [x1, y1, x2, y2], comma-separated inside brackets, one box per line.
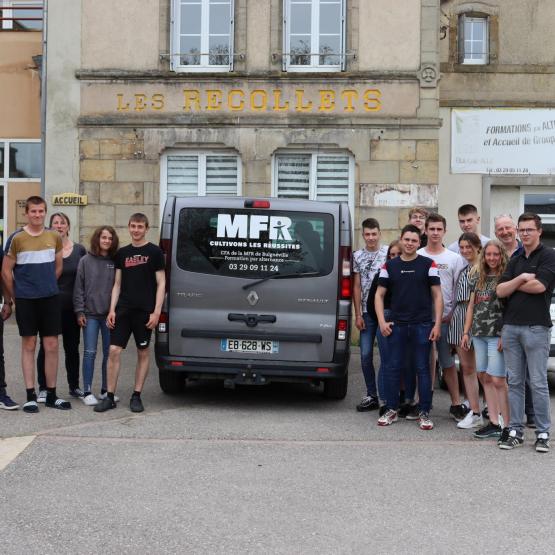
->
[497, 212, 555, 452]
[375, 225, 443, 431]
[95, 213, 165, 413]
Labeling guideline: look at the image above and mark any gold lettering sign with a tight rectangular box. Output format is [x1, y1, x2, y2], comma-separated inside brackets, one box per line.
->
[52, 193, 88, 206]
[115, 87, 383, 114]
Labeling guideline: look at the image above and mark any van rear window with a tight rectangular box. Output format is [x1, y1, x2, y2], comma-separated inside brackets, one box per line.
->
[176, 208, 334, 278]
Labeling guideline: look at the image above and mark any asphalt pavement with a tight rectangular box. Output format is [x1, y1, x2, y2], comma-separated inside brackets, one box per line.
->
[1, 319, 555, 554]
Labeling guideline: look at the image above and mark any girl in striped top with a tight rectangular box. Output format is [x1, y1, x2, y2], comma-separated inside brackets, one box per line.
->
[447, 232, 483, 429]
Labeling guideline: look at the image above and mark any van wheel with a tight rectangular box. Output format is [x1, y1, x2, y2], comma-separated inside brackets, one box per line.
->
[159, 371, 186, 394]
[323, 374, 348, 400]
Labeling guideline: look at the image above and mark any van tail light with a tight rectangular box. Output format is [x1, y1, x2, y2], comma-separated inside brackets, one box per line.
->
[158, 311, 168, 333]
[339, 246, 352, 300]
[337, 319, 348, 341]
[160, 237, 172, 294]
[245, 199, 270, 208]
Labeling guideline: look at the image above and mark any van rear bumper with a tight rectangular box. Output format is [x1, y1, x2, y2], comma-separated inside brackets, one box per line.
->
[155, 350, 350, 382]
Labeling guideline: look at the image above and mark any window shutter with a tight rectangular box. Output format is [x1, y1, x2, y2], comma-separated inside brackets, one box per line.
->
[458, 14, 465, 64]
[315, 155, 349, 202]
[206, 156, 238, 196]
[167, 155, 199, 196]
[277, 155, 311, 198]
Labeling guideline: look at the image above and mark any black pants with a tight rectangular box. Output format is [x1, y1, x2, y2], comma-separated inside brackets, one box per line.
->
[37, 308, 81, 391]
[0, 318, 6, 394]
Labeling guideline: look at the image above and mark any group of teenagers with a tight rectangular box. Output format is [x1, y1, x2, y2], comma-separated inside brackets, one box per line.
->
[353, 204, 555, 453]
[0, 195, 165, 415]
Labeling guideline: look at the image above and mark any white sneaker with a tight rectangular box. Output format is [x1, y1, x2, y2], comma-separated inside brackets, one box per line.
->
[457, 411, 484, 429]
[37, 390, 47, 403]
[462, 399, 470, 409]
[82, 393, 98, 406]
[99, 392, 120, 402]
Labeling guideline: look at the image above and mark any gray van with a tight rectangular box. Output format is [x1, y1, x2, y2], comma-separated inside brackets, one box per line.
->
[155, 196, 352, 398]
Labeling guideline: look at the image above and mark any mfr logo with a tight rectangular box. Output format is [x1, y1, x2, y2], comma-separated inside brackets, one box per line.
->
[217, 214, 293, 241]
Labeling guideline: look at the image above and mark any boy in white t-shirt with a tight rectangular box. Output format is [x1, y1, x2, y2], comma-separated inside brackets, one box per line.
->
[417, 213, 467, 421]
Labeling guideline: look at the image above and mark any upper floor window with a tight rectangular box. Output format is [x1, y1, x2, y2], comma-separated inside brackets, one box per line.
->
[284, 0, 346, 71]
[0, 0, 43, 31]
[171, 0, 234, 72]
[459, 15, 488, 65]
[0, 140, 41, 179]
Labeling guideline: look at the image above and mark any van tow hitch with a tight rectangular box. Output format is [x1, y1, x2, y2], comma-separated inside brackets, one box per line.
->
[223, 366, 267, 388]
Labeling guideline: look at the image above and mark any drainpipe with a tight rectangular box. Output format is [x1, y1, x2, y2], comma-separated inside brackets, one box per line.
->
[40, 0, 48, 197]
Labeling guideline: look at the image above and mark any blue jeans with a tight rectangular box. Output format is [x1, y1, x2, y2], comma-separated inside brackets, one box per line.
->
[502, 324, 551, 436]
[384, 322, 433, 413]
[82, 317, 110, 393]
[375, 310, 391, 402]
[360, 313, 378, 397]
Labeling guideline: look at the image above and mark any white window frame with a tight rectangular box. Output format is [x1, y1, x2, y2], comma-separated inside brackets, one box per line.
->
[520, 188, 555, 227]
[271, 150, 354, 214]
[283, 0, 346, 72]
[170, 0, 235, 73]
[0, 139, 41, 181]
[0, 0, 43, 31]
[160, 150, 242, 219]
[459, 15, 488, 65]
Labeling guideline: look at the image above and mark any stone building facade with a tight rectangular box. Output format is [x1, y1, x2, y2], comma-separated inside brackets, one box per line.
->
[439, 0, 555, 245]
[44, 0, 441, 247]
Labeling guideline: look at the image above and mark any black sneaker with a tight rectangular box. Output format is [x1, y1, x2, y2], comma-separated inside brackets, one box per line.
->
[405, 404, 420, 421]
[94, 396, 116, 412]
[69, 388, 84, 398]
[481, 406, 489, 420]
[130, 395, 144, 413]
[526, 415, 537, 429]
[45, 397, 72, 410]
[497, 427, 510, 446]
[449, 404, 469, 422]
[535, 433, 550, 453]
[398, 403, 411, 418]
[498, 429, 524, 450]
[356, 395, 379, 412]
[473, 422, 502, 439]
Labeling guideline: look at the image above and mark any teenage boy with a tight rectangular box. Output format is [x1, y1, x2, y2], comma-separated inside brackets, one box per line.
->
[95, 213, 165, 413]
[2, 195, 70, 412]
[417, 213, 468, 421]
[353, 218, 388, 411]
[497, 213, 555, 452]
[448, 204, 490, 253]
[494, 213, 536, 428]
[0, 244, 18, 410]
[408, 207, 429, 248]
[375, 224, 442, 430]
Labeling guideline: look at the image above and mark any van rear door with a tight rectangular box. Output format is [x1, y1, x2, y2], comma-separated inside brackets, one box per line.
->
[167, 198, 340, 363]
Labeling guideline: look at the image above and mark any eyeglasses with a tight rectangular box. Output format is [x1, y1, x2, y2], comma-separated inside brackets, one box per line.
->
[517, 228, 538, 235]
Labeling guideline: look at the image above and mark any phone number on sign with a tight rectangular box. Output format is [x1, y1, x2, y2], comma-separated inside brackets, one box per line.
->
[486, 167, 529, 174]
[228, 263, 279, 272]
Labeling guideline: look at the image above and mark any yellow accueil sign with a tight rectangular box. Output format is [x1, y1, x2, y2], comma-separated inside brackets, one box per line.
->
[115, 87, 383, 114]
[52, 193, 88, 206]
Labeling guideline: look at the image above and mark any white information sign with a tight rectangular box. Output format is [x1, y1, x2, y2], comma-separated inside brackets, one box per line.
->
[451, 109, 555, 175]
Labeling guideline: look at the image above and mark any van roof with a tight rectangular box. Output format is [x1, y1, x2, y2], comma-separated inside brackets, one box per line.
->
[170, 195, 346, 213]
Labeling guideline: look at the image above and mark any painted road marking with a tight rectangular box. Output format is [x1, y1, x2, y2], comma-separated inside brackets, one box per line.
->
[0, 436, 35, 471]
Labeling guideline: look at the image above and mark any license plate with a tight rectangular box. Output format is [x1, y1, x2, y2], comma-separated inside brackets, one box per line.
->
[221, 338, 279, 354]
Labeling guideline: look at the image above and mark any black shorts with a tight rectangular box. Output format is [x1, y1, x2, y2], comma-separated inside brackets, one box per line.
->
[15, 296, 62, 337]
[110, 306, 152, 350]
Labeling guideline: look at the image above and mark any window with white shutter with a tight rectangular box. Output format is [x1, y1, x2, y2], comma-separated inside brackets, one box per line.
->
[274, 151, 352, 209]
[161, 152, 241, 211]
